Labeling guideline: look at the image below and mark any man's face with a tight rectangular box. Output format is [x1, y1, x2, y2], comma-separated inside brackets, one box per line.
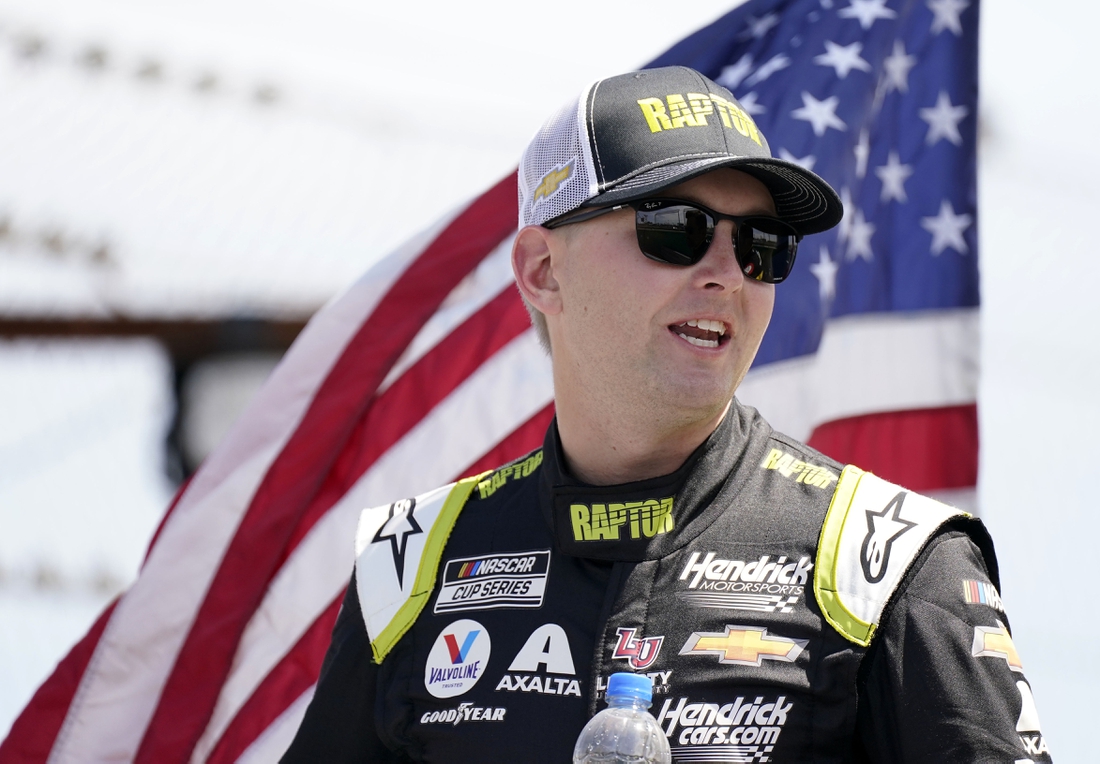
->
[547, 168, 777, 424]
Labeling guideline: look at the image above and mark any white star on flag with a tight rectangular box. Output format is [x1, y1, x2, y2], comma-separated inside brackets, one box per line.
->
[778, 148, 816, 171]
[920, 90, 968, 145]
[810, 245, 839, 303]
[814, 40, 872, 78]
[875, 151, 914, 202]
[846, 207, 876, 261]
[838, 0, 897, 29]
[717, 53, 754, 90]
[792, 92, 847, 136]
[921, 200, 972, 255]
[738, 92, 766, 115]
[746, 53, 791, 86]
[928, 0, 969, 35]
[882, 40, 917, 93]
[742, 13, 781, 39]
[854, 129, 870, 178]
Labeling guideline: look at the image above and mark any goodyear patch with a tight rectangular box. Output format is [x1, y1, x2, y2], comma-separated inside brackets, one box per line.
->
[636, 92, 762, 145]
[760, 448, 838, 489]
[569, 498, 674, 542]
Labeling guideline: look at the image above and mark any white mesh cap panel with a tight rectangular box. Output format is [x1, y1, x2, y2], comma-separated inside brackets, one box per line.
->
[517, 83, 599, 228]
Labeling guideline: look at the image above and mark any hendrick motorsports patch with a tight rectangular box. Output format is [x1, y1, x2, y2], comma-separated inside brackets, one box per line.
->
[434, 550, 550, 614]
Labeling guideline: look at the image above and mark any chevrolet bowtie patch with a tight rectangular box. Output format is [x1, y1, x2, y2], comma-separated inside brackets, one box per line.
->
[971, 622, 1023, 672]
[679, 625, 807, 666]
[533, 161, 573, 203]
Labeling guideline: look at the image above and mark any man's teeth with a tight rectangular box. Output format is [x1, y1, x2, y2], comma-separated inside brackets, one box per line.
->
[682, 335, 719, 348]
[684, 319, 726, 335]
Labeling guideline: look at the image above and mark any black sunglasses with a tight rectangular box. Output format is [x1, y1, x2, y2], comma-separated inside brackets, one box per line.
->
[545, 198, 801, 284]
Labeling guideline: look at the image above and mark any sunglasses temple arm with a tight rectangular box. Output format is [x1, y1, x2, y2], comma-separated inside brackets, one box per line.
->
[543, 205, 626, 229]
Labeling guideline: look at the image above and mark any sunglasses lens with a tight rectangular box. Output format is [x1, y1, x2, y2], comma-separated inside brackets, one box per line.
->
[635, 204, 713, 266]
[633, 201, 799, 282]
[737, 218, 798, 283]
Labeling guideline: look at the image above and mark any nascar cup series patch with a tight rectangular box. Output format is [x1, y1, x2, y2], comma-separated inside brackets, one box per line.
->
[424, 619, 491, 699]
[433, 550, 550, 614]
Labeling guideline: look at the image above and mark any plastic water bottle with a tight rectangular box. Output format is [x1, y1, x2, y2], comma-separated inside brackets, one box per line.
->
[573, 672, 671, 764]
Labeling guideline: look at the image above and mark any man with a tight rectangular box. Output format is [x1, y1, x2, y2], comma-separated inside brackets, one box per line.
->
[283, 67, 1050, 762]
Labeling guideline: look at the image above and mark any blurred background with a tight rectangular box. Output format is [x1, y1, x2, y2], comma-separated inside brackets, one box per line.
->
[0, 0, 1096, 758]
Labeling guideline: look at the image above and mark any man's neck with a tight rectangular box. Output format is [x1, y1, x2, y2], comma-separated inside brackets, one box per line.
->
[554, 397, 731, 486]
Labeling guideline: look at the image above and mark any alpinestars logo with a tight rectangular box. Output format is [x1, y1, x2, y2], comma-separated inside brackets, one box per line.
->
[371, 498, 422, 588]
[612, 628, 664, 670]
[860, 492, 915, 583]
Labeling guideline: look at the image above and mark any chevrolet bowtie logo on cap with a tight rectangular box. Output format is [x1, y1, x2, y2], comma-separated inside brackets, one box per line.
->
[533, 161, 574, 204]
[679, 625, 808, 666]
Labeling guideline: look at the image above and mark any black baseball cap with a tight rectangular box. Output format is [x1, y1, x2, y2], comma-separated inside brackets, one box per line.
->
[518, 66, 842, 236]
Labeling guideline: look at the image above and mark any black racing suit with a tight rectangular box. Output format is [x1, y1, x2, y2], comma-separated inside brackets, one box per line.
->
[283, 400, 1051, 763]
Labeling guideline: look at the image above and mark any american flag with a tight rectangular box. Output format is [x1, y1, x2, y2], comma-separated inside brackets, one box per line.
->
[0, 0, 979, 760]
[660, 0, 981, 493]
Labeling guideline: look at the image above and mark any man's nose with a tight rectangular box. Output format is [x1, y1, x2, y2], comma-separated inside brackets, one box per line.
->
[693, 221, 745, 291]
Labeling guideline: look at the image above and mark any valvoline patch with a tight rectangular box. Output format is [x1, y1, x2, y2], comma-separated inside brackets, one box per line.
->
[424, 619, 491, 699]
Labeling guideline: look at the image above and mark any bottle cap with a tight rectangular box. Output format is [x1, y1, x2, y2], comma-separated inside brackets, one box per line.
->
[606, 672, 653, 703]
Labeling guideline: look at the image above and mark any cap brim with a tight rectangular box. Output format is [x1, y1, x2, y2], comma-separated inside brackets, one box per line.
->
[584, 156, 843, 237]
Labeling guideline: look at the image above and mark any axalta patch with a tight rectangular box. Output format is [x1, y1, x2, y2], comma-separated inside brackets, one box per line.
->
[433, 550, 550, 614]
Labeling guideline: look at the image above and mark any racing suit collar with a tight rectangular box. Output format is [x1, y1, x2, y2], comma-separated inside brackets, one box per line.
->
[540, 399, 765, 561]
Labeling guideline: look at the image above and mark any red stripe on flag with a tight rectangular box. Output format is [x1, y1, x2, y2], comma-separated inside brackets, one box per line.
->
[280, 286, 531, 559]
[0, 598, 120, 764]
[807, 404, 978, 492]
[135, 172, 519, 763]
[203, 593, 343, 764]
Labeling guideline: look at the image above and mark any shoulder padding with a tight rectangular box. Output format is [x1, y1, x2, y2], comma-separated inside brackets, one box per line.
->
[814, 466, 969, 647]
[354, 473, 488, 662]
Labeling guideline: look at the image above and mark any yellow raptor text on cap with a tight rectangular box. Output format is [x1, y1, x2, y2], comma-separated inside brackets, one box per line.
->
[533, 161, 574, 204]
[636, 93, 762, 146]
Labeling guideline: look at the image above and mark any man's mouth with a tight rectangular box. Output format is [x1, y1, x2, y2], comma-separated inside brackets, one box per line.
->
[670, 319, 728, 349]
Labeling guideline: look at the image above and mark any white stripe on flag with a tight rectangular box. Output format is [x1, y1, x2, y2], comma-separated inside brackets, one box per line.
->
[191, 330, 553, 760]
[46, 213, 461, 764]
[738, 308, 978, 441]
[379, 236, 516, 393]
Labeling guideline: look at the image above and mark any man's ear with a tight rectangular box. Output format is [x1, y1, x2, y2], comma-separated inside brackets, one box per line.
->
[512, 225, 562, 316]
